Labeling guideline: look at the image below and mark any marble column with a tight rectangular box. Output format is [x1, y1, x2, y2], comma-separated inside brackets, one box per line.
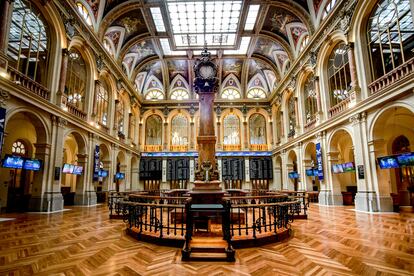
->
[190, 120, 195, 150]
[74, 153, 93, 205]
[313, 76, 324, 124]
[347, 43, 359, 91]
[243, 120, 248, 150]
[56, 49, 69, 106]
[163, 121, 168, 151]
[216, 120, 221, 150]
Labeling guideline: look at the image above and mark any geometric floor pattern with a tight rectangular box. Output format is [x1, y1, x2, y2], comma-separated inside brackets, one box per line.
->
[0, 204, 413, 275]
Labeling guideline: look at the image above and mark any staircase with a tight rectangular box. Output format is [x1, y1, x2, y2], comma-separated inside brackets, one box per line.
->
[182, 237, 235, 262]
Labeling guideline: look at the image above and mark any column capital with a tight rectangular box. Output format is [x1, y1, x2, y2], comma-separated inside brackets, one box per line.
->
[0, 88, 10, 108]
[349, 112, 366, 125]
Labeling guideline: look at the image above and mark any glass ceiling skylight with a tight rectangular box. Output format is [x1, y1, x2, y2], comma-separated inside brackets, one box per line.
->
[160, 38, 187, 56]
[244, 5, 260, 31]
[167, 0, 242, 48]
[150, 7, 166, 32]
[223, 37, 251, 55]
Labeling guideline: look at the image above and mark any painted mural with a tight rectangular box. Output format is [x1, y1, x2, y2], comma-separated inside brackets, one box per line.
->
[222, 59, 243, 79]
[112, 9, 148, 44]
[167, 60, 189, 82]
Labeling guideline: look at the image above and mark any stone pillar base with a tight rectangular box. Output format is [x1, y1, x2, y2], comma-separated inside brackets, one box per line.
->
[375, 195, 394, 212]
[74, 191, 97, 206]
[355, 192, 379, 212]
[29, 192, 64, 212]
[318, 190, 343, 205]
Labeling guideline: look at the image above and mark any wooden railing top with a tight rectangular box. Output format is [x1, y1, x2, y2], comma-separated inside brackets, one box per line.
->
[223, 195, 288, 201]
[123, 201, 185, 208]
[128, 194, 190, 201]
[231, 200, 300, 208]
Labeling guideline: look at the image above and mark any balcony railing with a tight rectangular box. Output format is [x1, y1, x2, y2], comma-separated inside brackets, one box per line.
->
[304, 117, 317, 132]
[170, 145, 188, 152]
[368, 57, 414, 95]
[223, 144, 241, 151]
[144, 145, 163, 152]
[8, 67, 50, 100]
[250, 144, 268, 151]
[328, 92, 355, 117]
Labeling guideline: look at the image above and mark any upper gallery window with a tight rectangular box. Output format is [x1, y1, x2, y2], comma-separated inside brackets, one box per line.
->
[146, 115, 162, 145]
[327, 43, 351, 107]
[249, 114, 266, 145]
[12, 140, 26, 156]
[223, 114, 241, 145]
[367, 0, 414, 80]
[221, 88, 241, 100]
[76, 2, 93, 26]
[97, 80, 109, 126]
[65, 49, 86, 110]
[287, 95, 296, 137]
[145, 90, 164, 101]
[8, 0, 49, 85]
[303, 74, 317, 123]
[170, 89, 190, 100]
[322, 0, 337, 20]
[116, 97, 125, 133]
[247, 88, 266, 99]
[171, 114, 188, 145]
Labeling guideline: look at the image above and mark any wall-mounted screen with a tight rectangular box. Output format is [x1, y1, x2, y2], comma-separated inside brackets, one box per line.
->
[115, 172, 125, 180]
[305, 169, 314, 176]
[332, 164, 344, 174]
[377, 156, 399, 169]
[72, 166, 83, 175]
[23, 159, 42, 171]
[397, 153, 414, 166]
[342, 162, 355, 172]
[288, 171, 299, 179]
[2, 155, 24, 169]
[99, 170, 109, 178]
[62, 163, 75, 174]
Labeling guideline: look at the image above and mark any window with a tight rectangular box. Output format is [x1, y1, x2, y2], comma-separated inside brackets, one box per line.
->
[247, 88, 266, 99]
[171, 114, 188, 145]
[223, 114, 240, 145]
[300, 34, 309, 52]
[76, 2, 93, 26]
[327, 43, 351, 107]
[322, 0, 337, 20]
[368, 0, 414, 80]
[221, 88, 241, 99]
[65, 49, 86, 110]
[146, 115, 162, 145]
[287, 95, 296, 137]
[249, 114, 266, 145]
[303, 74, 317, 123]
[97, 80, 109, 126]
[170, 89, 190, 100]
[7, 0, 49, 85]
[116, 97, 125, 134]
[12, 141, 26, 156]
[145, 90, 164, 100]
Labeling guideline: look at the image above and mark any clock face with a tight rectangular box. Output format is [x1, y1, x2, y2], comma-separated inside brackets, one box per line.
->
[199, 65, 214, 79]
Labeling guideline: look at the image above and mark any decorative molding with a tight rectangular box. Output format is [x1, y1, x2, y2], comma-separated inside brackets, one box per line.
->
[0, 89, 10, 108]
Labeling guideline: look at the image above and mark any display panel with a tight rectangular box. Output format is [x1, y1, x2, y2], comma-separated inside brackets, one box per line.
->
[2, 155, 24, 169]
[72, 165, 83, 175]
[99, 170, 109, 177]
[288, 171, 299, 179]
[342, 162, 355, 172]
[397, 152, 414, 166]
[116, 172, 125, 179]
[332, 164, 344, 173]
[23, 159, 42, 171]
[305, 169, 314, 176]
[377, 156, 400, 169]
[62, 163, 75, 174]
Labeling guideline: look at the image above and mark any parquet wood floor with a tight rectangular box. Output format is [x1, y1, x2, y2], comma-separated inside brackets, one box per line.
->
[0, 204, 413, 276]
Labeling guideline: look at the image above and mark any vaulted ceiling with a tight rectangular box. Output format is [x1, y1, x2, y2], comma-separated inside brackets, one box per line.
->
[73, 0, 336, 99]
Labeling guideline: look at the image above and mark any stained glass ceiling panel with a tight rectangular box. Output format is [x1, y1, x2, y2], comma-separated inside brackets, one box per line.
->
[166, 0, 243, 48]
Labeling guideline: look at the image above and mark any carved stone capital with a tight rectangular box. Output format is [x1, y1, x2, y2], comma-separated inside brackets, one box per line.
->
[58, 117, 68, 127]
[349, 112, 366, 125]
[0, 89, 10, 108]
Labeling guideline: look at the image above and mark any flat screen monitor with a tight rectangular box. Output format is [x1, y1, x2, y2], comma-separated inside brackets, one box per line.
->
[72, 165, 83, 175]
[62, 163, 74, 174]
[116, 172, 125, 180]
[99, 170, 108, 178]
[397, 153, 414, 167]
[377, 156, 399, 169]
[23, 159, 42, 171]
[305, 169, 314, 176]
[288, 171, 299, 179]
[313, 169, 319, 177]
[342, 162, 355, 172]
[332, 164, 344, 174]
[2, 155, 24, 169]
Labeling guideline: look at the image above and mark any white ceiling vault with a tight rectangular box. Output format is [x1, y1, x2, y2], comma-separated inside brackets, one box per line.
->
[72, 0, 338, 100]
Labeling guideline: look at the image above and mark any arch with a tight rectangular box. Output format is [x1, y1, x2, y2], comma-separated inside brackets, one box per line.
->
[327, 127, 354, 153]
[62, 129, 88, 155]
[286, 22, 310, 57]
[221, 109, 243, 150]
[170, 74, 190, 92]
[103, 26, 126, 58]
[221, 74, 242, 99]
[74, 0, 97, 28]
[5, 108, 50, 144]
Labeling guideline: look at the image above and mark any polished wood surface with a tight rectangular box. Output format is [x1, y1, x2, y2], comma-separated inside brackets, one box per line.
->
[0, 205, 413, 275]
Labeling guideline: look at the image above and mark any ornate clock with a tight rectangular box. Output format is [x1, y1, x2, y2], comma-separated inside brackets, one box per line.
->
[193, 48, 218, 93]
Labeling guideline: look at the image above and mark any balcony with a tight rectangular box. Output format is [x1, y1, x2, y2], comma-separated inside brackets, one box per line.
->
[328, 92, 355, 117]
[304, 117, 317, 132]
[170, 145, 188, 152]
[250, 144, 268, 151]
[144, 145, 163, 152]
[8, 67, 50, 100]
[223, 144, 241, 151]
[368, 58, 414, 95]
